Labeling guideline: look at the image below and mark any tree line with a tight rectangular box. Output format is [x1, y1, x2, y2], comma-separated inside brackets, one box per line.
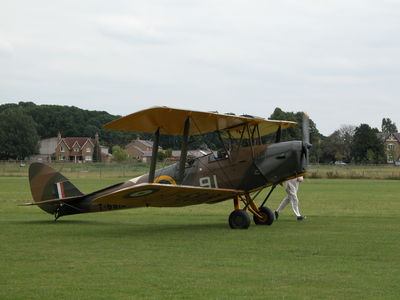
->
[270, 108, 398, 164]
[0, 102, 397, 164]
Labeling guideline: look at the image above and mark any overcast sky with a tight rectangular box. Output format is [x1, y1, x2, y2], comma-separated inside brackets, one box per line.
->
[1, 0, 399, 135]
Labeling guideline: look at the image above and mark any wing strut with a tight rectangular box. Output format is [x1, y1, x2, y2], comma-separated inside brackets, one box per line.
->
[260, 184, 277, 208]
[177, 117, 190, 184]
[148, 128, 160, 183]
[275, 126, 282, 143]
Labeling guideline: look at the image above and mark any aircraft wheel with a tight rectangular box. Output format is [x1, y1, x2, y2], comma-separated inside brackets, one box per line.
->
[229, 210, 250, 229]
[253, 207, 274, 226]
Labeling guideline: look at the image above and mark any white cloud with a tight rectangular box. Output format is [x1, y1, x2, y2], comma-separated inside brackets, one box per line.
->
[0, 39, 14, 55]
[96, 14, 170, 44]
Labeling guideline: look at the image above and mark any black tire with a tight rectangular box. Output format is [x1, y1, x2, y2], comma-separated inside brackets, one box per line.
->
[253, 206, 274, 226]
[229, 210, 250, 229]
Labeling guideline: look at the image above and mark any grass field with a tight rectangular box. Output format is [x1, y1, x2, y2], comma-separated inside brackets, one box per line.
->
[1, 176, 399, 299]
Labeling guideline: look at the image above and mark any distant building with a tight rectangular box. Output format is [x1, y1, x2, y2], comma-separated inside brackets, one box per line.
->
[125, 139, 163, 162]
[100, 146, 112, 162]
[31, 133, 110, 163]
[29, 137, 59, 162]
[56, 135, 96, 163]
[377, 133, 400, 163]
[124, 139, 215, 162]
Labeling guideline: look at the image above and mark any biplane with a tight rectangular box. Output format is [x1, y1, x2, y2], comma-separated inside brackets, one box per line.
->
[25, 106, 311, 229]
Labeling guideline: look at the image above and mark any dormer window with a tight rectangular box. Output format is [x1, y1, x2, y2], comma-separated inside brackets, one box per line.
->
[60, 146, 65, 152]
[86, 147, 91, 153]
[74, 147, 80, 152]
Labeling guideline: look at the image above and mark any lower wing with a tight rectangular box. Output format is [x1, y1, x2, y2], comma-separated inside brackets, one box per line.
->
[92, 183, 243, 207]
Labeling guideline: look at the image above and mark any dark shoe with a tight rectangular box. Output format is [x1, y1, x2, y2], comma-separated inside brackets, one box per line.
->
[274, 211, 279, 220]
[297, 216, 306, 221]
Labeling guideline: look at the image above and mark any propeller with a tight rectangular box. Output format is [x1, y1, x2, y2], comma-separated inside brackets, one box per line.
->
[302, 113, 310, 145]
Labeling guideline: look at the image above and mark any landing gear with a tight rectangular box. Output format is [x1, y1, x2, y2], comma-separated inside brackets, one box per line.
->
[253, 206, 274, 225]
[229, 210, 250, 229]
[228, 187, 277, 229]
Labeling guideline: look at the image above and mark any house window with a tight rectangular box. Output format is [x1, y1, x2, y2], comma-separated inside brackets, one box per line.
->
[86, 147, 91, 153]
[387, 144, 394, 151]
[60, 146, 65, 152]
[73, 147, 79, 152]
[85, 156, 92, 161]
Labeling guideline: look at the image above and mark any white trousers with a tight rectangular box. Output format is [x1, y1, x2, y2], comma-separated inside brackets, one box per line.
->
[276, 194, 301, 217]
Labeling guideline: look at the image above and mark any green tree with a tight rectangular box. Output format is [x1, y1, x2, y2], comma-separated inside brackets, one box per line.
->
[0, 109, 40, 159]
[92, 143, 100, 162]
[165, 148, 173, 158]
[157, 151, 167, 162]
[381, 118, 397, 134]
[0, 102, 138, 149]
[351, 124, 385, 164]
[320, 125, 355, 163]
[111, 146, 128, 162]
[339, 125, 356, 162]
[320, 130, 342, 163]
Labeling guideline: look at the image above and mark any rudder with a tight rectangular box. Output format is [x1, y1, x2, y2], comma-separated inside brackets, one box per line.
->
[29, 163, 84, 214]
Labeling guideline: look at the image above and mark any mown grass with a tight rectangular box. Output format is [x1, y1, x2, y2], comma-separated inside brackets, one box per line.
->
[0, 177, 399, 299]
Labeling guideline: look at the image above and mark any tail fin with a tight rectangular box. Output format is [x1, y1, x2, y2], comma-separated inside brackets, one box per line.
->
[29, 163, 84, 214]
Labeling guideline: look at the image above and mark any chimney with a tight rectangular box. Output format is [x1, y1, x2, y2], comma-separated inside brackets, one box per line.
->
[57, 131, 62, 142]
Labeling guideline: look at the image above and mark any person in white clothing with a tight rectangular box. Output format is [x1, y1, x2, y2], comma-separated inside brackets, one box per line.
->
[275, 176, 306, 221]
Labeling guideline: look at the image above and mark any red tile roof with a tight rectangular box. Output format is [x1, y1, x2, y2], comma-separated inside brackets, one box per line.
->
[62, 138, 94, 149]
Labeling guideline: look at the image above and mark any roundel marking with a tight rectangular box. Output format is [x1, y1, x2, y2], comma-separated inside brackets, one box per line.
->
[154, 175, 176, 185]
[125, 189, 159, 198]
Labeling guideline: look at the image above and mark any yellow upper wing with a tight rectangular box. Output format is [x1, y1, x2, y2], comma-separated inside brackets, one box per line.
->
[92, 183, 243, 207]
[102, 106, 296, 136]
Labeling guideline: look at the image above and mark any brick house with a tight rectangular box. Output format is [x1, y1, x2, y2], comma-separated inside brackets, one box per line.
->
[55, 132, 105, 163]
[29, 133, 110, 163]
[377, 133, 400, 163]
[125, 139, 163, 162]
